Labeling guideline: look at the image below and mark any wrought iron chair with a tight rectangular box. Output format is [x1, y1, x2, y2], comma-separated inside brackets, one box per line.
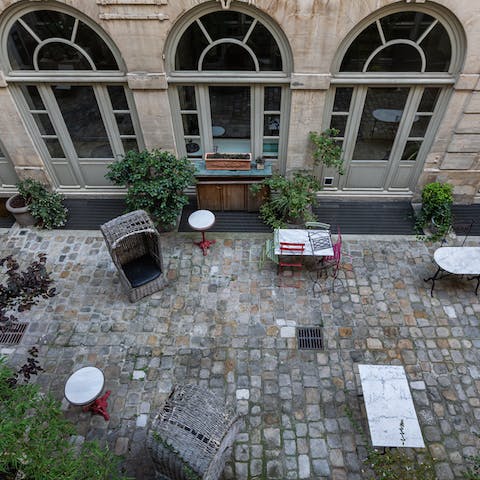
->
[146, 384, 242, 480]
[442, 220, 474, 246]
[100, 210, 166, 302]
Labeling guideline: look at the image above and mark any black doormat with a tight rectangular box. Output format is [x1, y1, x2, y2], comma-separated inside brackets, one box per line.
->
[62, 198, 127, 230]
[0, 198, 14, 228]
[452, 205, 480, 236]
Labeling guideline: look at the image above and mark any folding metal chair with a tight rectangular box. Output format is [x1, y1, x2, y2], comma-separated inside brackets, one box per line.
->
[278, 242, 305, 287]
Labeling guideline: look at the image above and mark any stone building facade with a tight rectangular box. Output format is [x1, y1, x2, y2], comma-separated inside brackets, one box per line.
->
[0, 0, 478, 203]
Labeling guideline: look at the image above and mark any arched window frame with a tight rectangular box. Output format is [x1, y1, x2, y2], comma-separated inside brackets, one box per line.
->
[321, 4, 466, 194]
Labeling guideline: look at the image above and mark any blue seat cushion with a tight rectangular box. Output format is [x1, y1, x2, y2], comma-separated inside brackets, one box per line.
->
[122, 254, 162, 288]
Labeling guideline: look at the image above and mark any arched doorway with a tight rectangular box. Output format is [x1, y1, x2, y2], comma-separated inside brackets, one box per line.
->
[323, 6, 465, 193]
[1, 5, 143, 191]
[165, 4, 292, 170]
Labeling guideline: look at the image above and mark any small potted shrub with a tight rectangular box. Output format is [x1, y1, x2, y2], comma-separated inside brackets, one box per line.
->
[6, 179, 68, 229]
[309, 128, 345, 175]
[250, 172, 321, 229]
[415, 182, 453, 241]
[106, 149, 196, 230]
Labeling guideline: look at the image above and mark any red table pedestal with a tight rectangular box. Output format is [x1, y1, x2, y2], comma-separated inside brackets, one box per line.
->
[83, 390, 111, 421]
[195, 231, 216, 256]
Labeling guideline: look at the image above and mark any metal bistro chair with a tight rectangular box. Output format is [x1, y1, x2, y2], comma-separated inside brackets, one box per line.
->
[305, 221, 331, 231]
[146, 384, 242, 480]
[442, 219, 474, 246]
[101, 210, 166, 302]
[278, 241, 305, 287]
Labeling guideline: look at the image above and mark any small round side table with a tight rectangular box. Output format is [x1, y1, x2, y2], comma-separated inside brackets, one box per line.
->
[64, 366, 111, 421]
[188, 210, 216, 256]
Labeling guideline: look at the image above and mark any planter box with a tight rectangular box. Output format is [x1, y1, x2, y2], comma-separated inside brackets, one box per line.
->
[205, 152, 252, 171]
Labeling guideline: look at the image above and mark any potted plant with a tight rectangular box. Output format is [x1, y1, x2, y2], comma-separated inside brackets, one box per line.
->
[106, 149, 196, 230]
[6, 179, 68, 229]
[414, 181, 453, 242]
[250, 172, 321, 229]
[205, 152, 252, 170]
[309, 128, 345, 175]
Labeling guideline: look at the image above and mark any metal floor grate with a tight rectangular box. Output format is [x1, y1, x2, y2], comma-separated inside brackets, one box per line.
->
[297, 327, 323, 350]
[0, 323, 28, 345]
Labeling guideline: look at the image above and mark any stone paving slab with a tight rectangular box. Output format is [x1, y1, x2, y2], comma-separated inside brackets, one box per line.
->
[1, 227, 479, 479]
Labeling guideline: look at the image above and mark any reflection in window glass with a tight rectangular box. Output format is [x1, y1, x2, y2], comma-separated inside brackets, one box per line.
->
[33, 113, 55, 135]
[37, 43, 91, 70]
[410, 116, 431, 137]
[264, 87, 281, 111]
[185, 138, 203, 158]
[419, 88, 441, 112]
[367, 44, 422, 72]
[200, 11, 254, 41]
[202, 44, 255, 70]
[45, 138, 65, 158]
[21, 85, 45, 110]
[115, 113, 135, 136]
[333, 88, 353, 112]
[401, 140, 422, 160]
[108, 86, 129, 110]
[353, 87, 409, 160]
[246, 23, 282, 71]
[179, 86, 196, 110]
[340, 23, 382, 72]
[52, 85, 113, 158]
[182, 114, 199, 136]
[380, 12, 434, 42]
[22, 10, 75, 40]
[75, 22, 118, 70]
[175, 22, 209, 70]
[263, 139, 279, 157]
[122, 139, 139, 154]
[330, 116, 347, 136]
[263, 114, 280, 136]
[7, 22, 37, 69]
[421, 23, 451, 72]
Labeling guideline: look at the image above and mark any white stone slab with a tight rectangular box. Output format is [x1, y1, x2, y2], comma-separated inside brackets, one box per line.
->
[358, 364, 425, 448]
[434, 247, 480, 275]
[274, 229, 333, 257]
[64, 366, 104, 406]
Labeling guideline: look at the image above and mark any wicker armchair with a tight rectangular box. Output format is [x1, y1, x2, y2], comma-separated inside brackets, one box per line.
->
[100, 210, 166, 302]
[146, 384, 242, 480]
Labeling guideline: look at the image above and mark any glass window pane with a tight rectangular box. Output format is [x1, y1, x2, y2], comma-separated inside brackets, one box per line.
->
[52, 85, 113, 158]
[108, 86, 129, 110]
[21, 85, 45, 110]
[7, 22, 37, 70]
[246, 23, 283, 71]
[185, 138, 203, 158]
[264, 87, 281, 111]
[115, 113, 135, 135]
[401, 140, 422, 161]
[263, 138, 279, 157]
[179, 86, 196, 110]
[410, 115, 431, 137]
[45, 138, 65, 158]
[367, 44, 422, 72]
[122, 139, 139, 154]
[419, 88, 441, 112]
[353, 87, 409, 160]
[380, 12, 434, 42]
[75, 22, 118, 70]
[33, 113, 55, 135]
[182, 114, 199, 135]
[200, 12, 254, 41]
[340, 22, 382, 72]
[202, 44, 255, 70]
[175, 22, 209, 70]
[333, 88, 353, 112]
[22, 10, 75, 40]
[264, 115, 280, 136]
[37, 43, 92, 70]
[330, 115, 347, 136]
[421, 23, 451, 72]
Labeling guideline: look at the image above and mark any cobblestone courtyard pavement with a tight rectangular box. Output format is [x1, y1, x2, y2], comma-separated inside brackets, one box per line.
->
[1, 227, 479, 479]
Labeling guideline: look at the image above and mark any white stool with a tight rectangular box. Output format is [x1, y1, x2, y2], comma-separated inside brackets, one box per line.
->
[188, 210, 216, 256]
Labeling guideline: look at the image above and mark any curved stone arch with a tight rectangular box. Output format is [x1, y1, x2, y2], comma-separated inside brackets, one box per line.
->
[0, 1, 127, 74]
[331, 3, 466, 75]
[198, 39, 260, 71]
[164, 2, 293, 75]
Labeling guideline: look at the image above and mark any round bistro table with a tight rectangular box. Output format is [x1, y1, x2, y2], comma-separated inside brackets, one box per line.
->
[188, 210, 216, 256]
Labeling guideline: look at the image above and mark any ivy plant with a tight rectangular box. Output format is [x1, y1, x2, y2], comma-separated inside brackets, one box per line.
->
[106, 149, 196, 229]
[309, 128, 345, 175]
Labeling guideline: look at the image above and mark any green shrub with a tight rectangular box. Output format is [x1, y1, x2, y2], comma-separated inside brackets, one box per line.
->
[16, 179, 68, 229]
[309, 128, 345, 175]
[0, 357, 130, 480]
[106, 149, 196, 229]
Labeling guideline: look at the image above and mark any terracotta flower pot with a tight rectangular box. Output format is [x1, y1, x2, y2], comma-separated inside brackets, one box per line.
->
[5, 194, 36, 226]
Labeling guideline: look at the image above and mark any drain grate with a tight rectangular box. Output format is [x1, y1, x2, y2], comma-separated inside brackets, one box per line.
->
[0, 323, 28, 345]
[297, 327, 323, 350]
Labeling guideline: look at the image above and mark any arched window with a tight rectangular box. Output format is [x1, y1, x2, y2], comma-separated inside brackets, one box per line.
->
[1, 7, 143, 191]
[166, 5, 292, 170]
[324, 6, 464, 194]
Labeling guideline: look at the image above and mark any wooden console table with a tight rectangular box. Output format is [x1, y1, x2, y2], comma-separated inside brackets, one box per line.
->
[194, 161, 272, 212]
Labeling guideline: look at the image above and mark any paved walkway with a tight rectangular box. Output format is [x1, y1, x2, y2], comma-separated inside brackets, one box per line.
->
[1, 226, 479, 479]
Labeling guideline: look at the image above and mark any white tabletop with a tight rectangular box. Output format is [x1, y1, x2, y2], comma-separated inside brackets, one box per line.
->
[188, 210, 216, 231]
[359, 364, 425, 448]
[212, 126, 225, 137]
[373, 109, 419, 123]
[434, 247, 480, 275]
[274, 229, 333, 256]
[64, 366, 105, 406]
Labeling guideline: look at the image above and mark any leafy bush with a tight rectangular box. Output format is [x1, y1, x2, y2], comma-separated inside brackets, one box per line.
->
[0, 357, 130, 480]
[16, 178, 68, 229]
[106, 149, 196, 229]
[415, 182, 453, 242]
[250, 172, 321, 229]
[309, 128, 345, 175]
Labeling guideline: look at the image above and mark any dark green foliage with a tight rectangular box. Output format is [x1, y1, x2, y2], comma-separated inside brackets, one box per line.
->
[250, 172, 321, 229]
[309, 128, 345, 175]
[0, 357, 130, 480]
[16, 178, 68, 229]
[106, 149, 196, 228]
[415, 182, 453, 242]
